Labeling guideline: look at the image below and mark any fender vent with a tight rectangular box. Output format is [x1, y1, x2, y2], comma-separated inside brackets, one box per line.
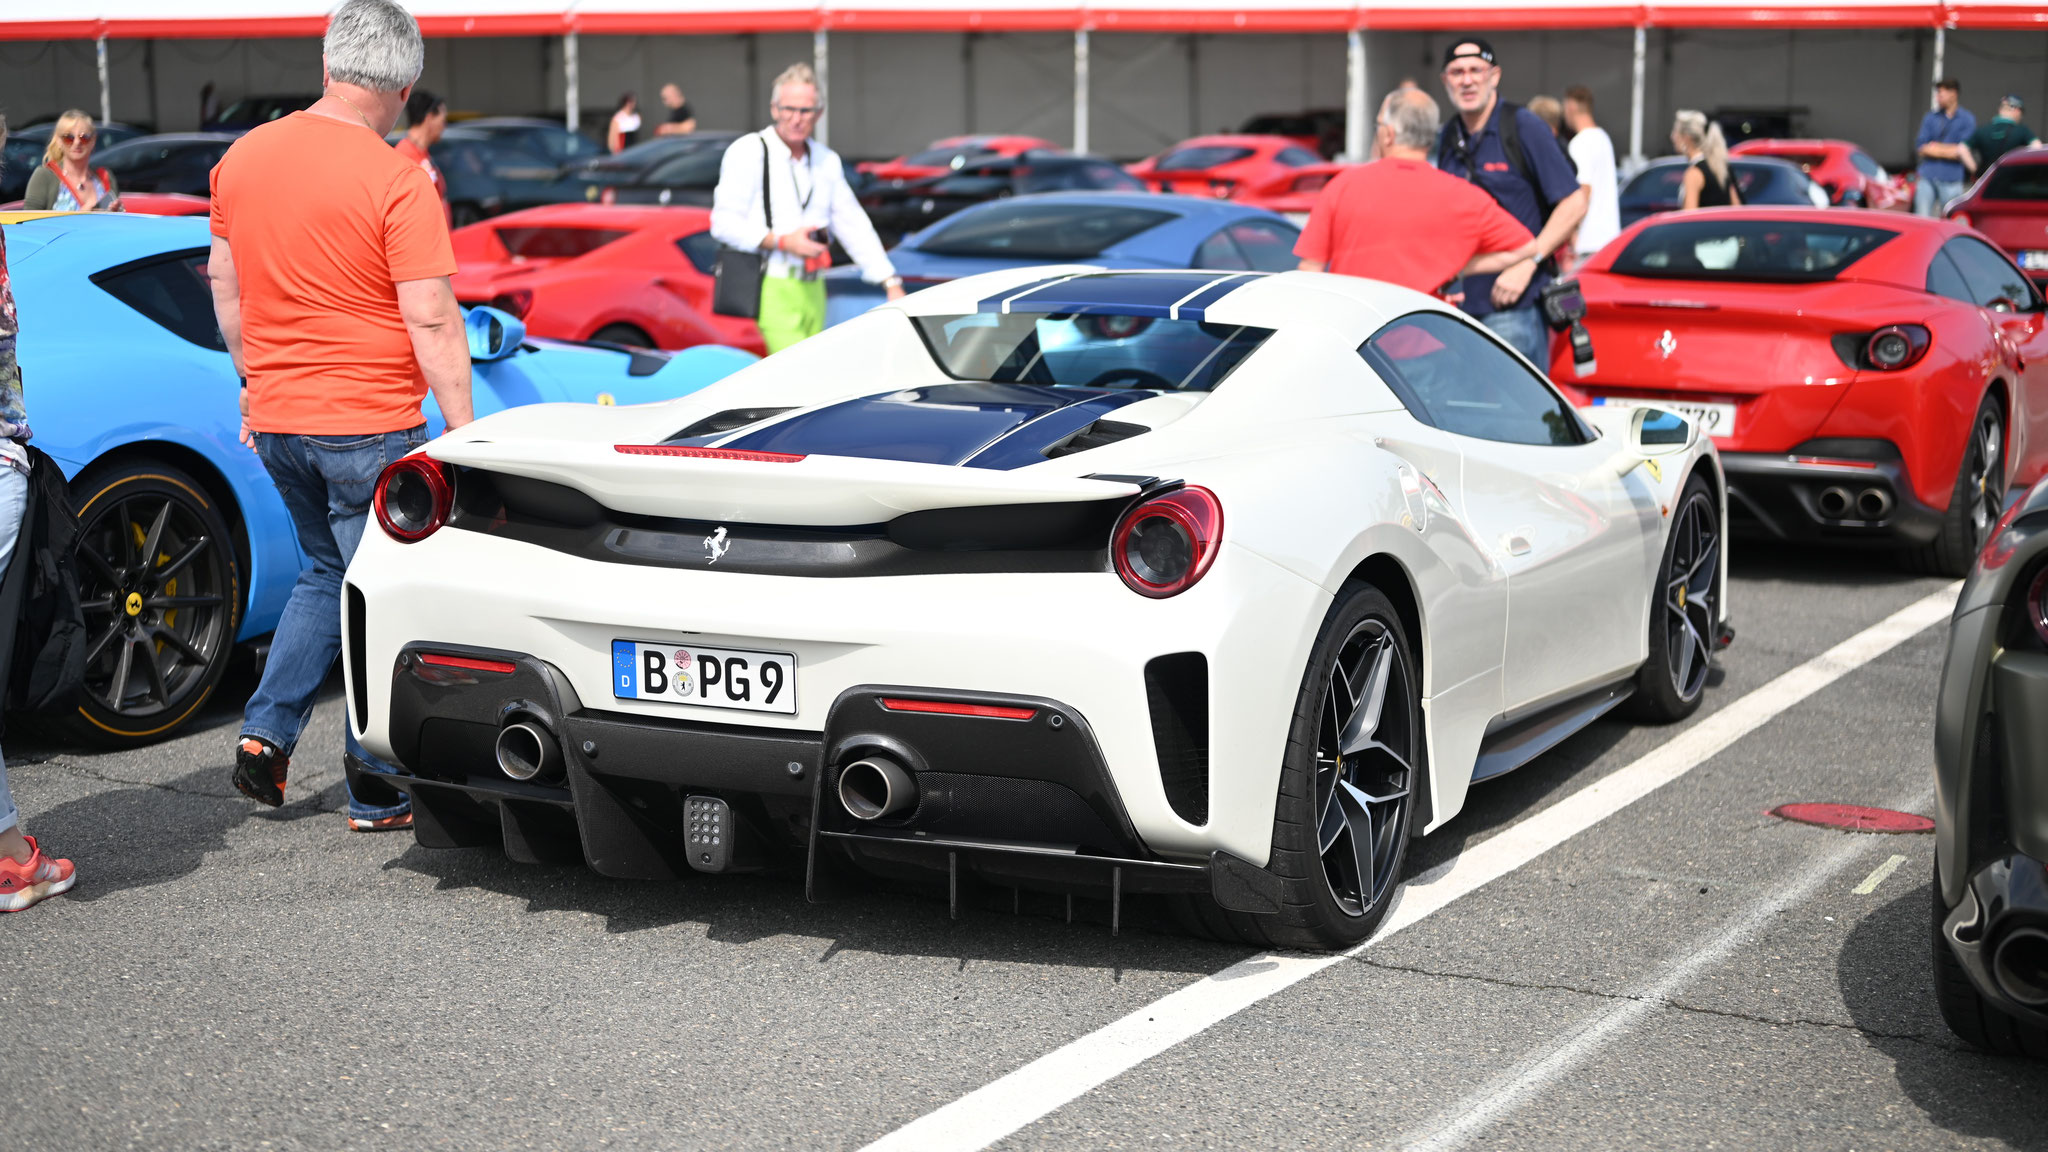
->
[669, 407, 797, 440]
[1145, 652, 1210, 826]
[1046, 419, 1148, 459]
[346, 583, 368, 732]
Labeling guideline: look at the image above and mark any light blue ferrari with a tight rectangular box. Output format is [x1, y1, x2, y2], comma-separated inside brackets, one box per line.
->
[2, 212, 754, 744]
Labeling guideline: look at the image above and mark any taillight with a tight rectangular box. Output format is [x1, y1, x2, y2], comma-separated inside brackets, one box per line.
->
[1865, 324, 1931, 370]
[489, 289, 533, 318]
[1112, 486, 1222, 598]
[374, 456, 454, 543]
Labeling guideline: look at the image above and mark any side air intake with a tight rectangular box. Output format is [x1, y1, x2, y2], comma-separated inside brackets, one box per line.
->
[1146, 652, 1210, 826]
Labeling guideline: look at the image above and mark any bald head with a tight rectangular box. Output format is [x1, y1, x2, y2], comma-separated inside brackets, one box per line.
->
[1379, 86, 1441, 157]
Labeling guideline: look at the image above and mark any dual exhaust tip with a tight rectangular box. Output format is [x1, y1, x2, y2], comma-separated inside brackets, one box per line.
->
[1816, 485, 1893, 522]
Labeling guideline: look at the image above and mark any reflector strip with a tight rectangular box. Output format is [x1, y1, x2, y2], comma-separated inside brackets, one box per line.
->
[879, 697, 1036, 720]
[1787, 455, 1880, 470]
[616, 445, 806, 463]
[419, 653, 518, 674]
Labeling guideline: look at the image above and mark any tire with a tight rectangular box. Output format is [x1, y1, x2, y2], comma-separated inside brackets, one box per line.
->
[1176, 582, 1422, 950]
[1630, 471, 1719, 724]
[591, 323, 655, 349]
[1907, 391, 2006, 578]
[1931, 866, 2048, 1057]
[62, 460, 242, 747]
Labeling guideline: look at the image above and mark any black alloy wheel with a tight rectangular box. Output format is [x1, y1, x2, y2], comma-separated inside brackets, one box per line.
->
[1911, 393, 2006, 577]
[1632, 472, 1718, 723]
[65, 461, 241, 746]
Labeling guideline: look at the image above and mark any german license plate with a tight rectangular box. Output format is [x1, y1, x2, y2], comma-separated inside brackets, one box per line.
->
[2019, 250, 2048, 271]
[1592, 395, 1739, 439]
[610, 640, 796, 715]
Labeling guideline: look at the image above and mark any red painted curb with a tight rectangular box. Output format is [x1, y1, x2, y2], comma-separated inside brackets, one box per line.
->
[1769, 803, 1934, 834]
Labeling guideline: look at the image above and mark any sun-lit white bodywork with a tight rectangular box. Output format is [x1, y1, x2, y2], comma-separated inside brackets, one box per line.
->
[345, 266, 1725, 866]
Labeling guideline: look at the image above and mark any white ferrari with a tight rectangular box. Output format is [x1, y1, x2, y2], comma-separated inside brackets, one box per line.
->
[343, 267, 1729, 948]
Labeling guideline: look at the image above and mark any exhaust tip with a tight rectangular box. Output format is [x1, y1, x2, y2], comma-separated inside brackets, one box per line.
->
[1855, 487, 1893, 521]
[496, 721, 561, 782]
[1817, 486, 1852, 519]
[1992, 927, 2048, 1007]
[838, 755, 917, 821]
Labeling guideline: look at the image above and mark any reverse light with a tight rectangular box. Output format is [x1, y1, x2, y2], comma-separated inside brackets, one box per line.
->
[615, 445, 806, 463]
[879, 697, 1036, 720]
[1112, 486, 1222, 598]
[374, 456, 454, 543]
[1864, 324, 1931, 370]
[489, 289, 534, 318]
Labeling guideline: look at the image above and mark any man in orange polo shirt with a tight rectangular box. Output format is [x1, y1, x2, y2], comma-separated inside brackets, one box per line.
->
[1297, 87, 1537, 300]
[208, 0, 473, 830]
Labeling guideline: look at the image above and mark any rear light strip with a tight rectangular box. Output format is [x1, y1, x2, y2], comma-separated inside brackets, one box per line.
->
[879, 697, 1037, 721]
[1788, 456, 1880, 470]
[615, 445, 806, 463]
[418, 653, 519, 675]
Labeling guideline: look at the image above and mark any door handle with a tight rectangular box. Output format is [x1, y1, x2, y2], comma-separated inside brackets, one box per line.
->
[1505, 534, 1532, 557]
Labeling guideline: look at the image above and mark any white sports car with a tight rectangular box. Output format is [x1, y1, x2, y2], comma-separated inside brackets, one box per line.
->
[343, 267, 1729, 948]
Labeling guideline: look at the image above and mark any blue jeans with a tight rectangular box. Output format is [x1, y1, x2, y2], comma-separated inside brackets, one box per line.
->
[1916, 176, 1965, 217]
[0, 466, 26, 835]
[1481, 305, 1553, 369]
[242, 427, 426, 821]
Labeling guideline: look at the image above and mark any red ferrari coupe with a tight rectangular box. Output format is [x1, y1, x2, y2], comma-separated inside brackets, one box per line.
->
[1730, 138, 1909, 209]
[449, 203, 764, 356]
[1948, 146, 2048, 287]
[1552, 208, 2048, 574]
[857, 135, 1060, 185]
[1126, 134, 1329, 210]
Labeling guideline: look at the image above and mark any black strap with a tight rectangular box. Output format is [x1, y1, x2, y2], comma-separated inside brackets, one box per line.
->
[760, 130, 774, 235]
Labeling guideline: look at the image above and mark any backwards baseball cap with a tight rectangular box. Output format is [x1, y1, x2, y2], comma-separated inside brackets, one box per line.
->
[2003, 93, 2026, 110]
[1443, 39, 1497, 69]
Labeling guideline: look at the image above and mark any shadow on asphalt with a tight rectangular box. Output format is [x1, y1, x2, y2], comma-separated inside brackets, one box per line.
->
[1836, 882, 2048, 1145]
[1729, 540, 1943, 588]
[381, 840, 1240, 976]
[1407, 712, 1635, 877]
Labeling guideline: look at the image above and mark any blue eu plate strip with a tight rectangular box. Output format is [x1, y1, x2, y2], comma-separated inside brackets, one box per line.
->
[612, 640, 638, 698]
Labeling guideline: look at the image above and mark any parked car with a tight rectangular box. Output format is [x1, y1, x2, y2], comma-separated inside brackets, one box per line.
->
[570, 131, 743, 205]
[859, 152, 1146, 245]
[450, 116, 603, 167]
[1947, 146, 2048, 286]
[449, 203, 764, 355]
[93, 133, 238, 197]
[1731, 138, 1909, 208]
[1238, 109, 1346, 159]
[203, 94, 318, 134]
[1933, 472, 2048, 1057]
[824, 192, 1302, 325]
[0, 211, 756, 745]
[1126, 135, 1327, 210]
[431, 127, 583, 225]
[12, 120, 151, 150]
[1618, 156, 1829, 227]
[1553, 207, 2047, 575]
[857, 134, 1060, 185]
[2, 134, 43, 202]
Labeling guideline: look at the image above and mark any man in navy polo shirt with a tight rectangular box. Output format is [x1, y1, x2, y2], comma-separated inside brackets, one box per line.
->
[1434, 38, 1588, 366]
[1915, 78, 1976, 216]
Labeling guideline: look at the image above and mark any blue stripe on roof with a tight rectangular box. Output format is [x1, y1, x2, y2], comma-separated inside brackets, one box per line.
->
[1175, 273, 1257, 317]
[974, 274, 1082, 315]
[978, 271, 1258, 321]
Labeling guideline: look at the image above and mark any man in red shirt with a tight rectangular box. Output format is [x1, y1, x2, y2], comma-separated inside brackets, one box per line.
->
[394, 88, 448, 224]
[1296, 87, 1536, 297]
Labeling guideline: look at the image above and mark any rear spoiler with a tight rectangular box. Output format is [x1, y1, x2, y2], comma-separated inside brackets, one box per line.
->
[428, 438, 1145, 527]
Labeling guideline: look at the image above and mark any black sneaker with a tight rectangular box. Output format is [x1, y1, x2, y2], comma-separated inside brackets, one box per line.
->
[232, 736, 289, 808]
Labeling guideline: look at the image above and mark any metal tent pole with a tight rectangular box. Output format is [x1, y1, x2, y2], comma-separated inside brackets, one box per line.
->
[1931, 24, 1946, 99]
[814, 28, 830, 147]
[1074, 28, 1091, 154]
[1345, 28, 1367, 161]
[97, 34, 111, 125]
[1629, 25, 1646, 163]
[564, 29, 580, 131]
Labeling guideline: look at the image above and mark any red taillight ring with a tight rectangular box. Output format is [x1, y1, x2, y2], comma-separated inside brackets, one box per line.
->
[1112, 486, 1223, 599]
[1864, 324, 1931, 371]
[374, 456, 454, 544]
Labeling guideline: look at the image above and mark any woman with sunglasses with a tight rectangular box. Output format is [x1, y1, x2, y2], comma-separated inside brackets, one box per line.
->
[23, 110, 124, 213]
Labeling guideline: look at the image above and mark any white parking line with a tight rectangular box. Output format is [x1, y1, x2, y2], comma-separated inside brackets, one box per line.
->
[1853, 853, 1911, 895]
[1400, 787, 1933, 1152]
[858, 582, 1960, 1152]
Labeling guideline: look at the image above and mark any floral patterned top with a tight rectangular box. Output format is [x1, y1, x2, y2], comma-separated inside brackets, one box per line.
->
[0, 226, 34, 475]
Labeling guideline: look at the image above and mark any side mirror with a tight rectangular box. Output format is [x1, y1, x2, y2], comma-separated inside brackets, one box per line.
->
[1610, 406, 1697, 477]
[464, 306, 525, 362]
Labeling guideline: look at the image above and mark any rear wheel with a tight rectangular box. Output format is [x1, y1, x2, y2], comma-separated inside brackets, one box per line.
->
[1631, 471, 1718, 723]
[1931, 867, 2048, 1057]
[591, 323, 655, 349]
[63, 461, 242, 747]
[1908, 392, 2005, 578]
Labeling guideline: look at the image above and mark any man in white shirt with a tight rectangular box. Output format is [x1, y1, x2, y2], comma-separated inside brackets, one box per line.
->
[710, 62, 902, 353]
[1564, 86, 1621, 258]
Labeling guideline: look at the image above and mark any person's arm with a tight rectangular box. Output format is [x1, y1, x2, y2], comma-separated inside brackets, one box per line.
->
[824, 156, 903, 300]
[205, 235, 258, 450]
[1491, 185, 1587, 307]
[21, 167, 55, 212]
[1680, 165, 1705, 210]
[396, 277, 472, 431]
[1460, 192, 1538, 277]
[709, 137, 775, 253]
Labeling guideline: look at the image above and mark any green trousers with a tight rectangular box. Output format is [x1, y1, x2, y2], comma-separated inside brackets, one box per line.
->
[758, 276, 827, 354]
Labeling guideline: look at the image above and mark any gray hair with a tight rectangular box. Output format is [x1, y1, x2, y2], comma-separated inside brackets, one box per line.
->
[771, 61, 818, 104]
[325, 0, 423, 93]
[1380, 87, 1440, 151]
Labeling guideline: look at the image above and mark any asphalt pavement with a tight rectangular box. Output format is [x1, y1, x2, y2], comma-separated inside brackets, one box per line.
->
[8, 543, 2048, 1151]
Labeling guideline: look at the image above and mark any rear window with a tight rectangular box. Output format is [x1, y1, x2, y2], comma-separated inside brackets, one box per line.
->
[1619, 161, 1803, 207]
[912, 311, 1273, 392]
[915, 203, 1174, 259]
[1156, 146, 1254, 172]
[1984, 163, 2048, 201]
[1610, 219, 1896, 282]
[495, 227, 631, 260]
[645, 150, 724, 187]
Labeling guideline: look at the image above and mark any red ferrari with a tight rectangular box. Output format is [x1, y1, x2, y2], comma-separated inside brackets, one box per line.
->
[1730, 138, 1909, 209]
[1125, 134, 1330, 211]
[0, 192, 209, 216]
[1947, 146, 2048, 287]
[857, 135, 1059, 185]
[449, 203, 764, 356]
[1552, 207, 2048, 574]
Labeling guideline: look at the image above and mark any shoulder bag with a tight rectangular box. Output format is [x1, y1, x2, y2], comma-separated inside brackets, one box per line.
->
[712, 133, 774, 319]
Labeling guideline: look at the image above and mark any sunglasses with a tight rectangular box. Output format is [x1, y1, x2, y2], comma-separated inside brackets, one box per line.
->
[773, 104, 823, 117]
[60, 132, 95, 143]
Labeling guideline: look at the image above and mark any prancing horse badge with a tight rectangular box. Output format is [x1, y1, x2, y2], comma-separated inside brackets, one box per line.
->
[704, 526, 731, 564]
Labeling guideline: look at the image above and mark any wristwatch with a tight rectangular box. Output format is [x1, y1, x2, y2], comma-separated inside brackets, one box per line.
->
[883, 276, 904, 290]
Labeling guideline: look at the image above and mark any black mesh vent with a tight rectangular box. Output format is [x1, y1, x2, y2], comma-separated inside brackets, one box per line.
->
[346, 583, 368, 732]
[1146, 652, 1210, 825]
